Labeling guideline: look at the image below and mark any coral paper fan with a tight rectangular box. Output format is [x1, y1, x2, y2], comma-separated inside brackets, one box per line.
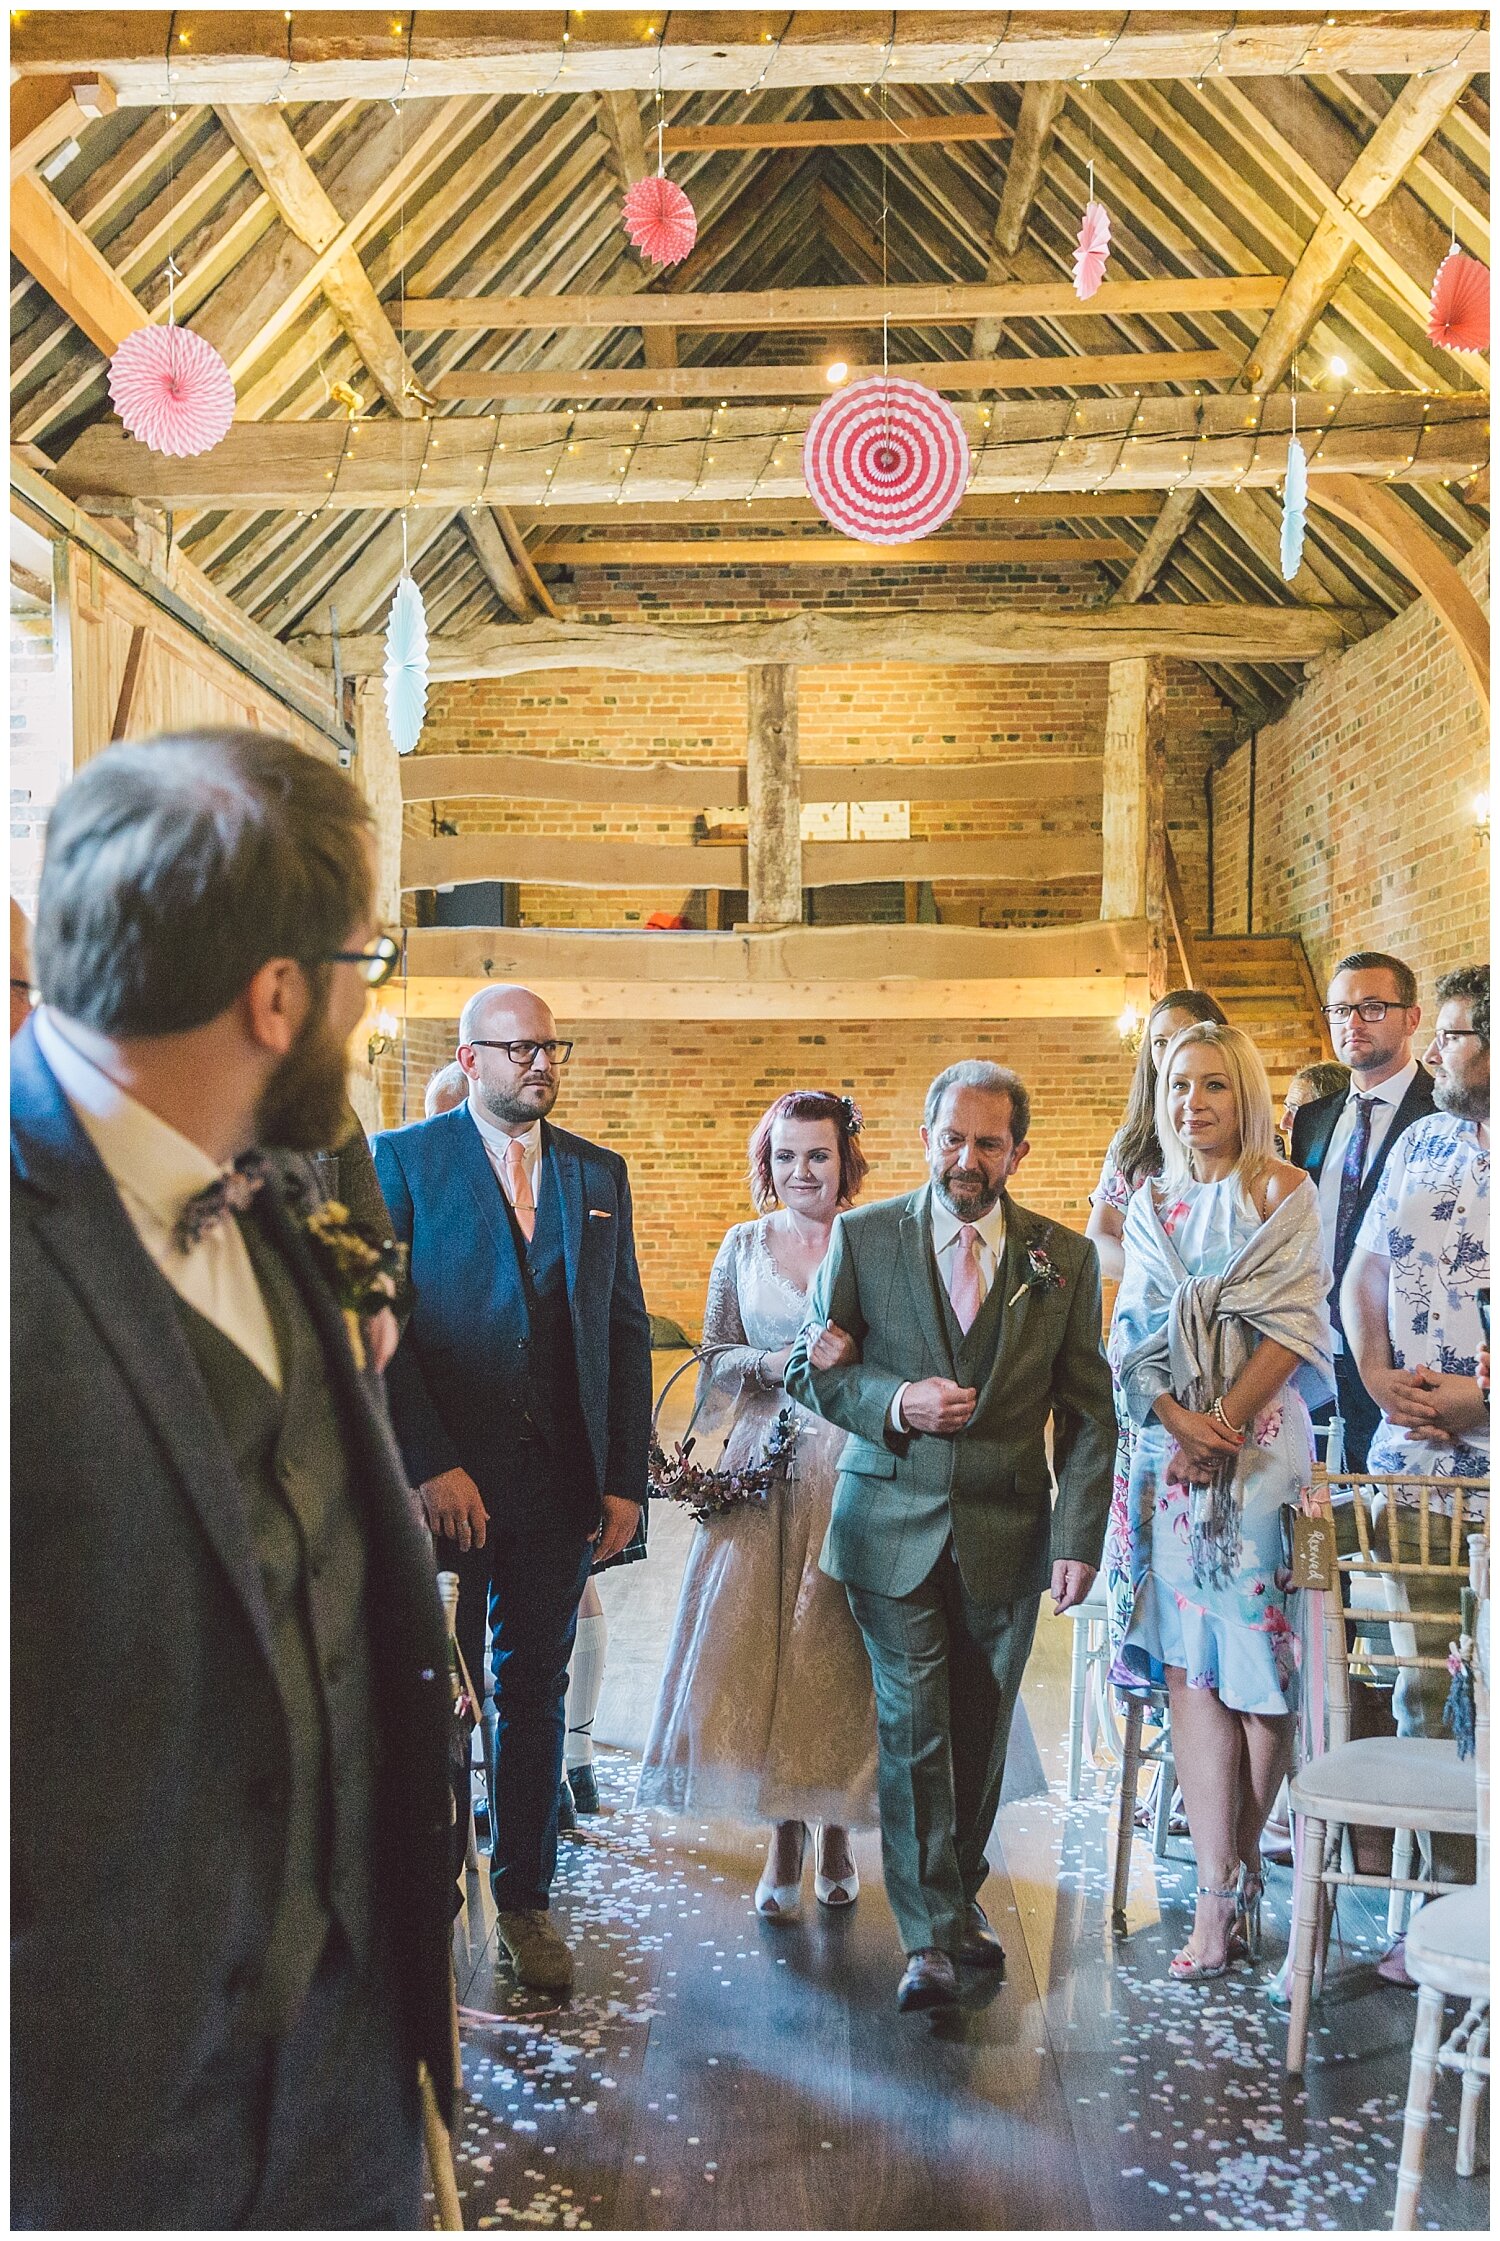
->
[1073, 200, 1112, 301]
[384, 575, 429, 756]
[1280, 435, 1308, 583]
[622, 174, 697, 267]
[1427, 248, 1490, 355]
[107, 325, 236, 458]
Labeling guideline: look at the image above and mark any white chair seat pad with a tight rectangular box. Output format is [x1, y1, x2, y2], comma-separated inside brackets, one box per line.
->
[1290, 1736, 1478, 1835]
[1404, 1886, 1491, 2001]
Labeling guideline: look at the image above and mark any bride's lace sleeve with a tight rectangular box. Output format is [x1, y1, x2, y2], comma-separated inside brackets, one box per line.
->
[692, 1226, 765, 1428]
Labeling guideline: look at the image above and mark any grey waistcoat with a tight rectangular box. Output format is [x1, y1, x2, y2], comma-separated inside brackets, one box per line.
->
[171, 1216, 377, 2032]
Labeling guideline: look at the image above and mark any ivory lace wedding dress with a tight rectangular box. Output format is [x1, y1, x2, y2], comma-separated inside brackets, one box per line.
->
[637, 1217, 880, 1826]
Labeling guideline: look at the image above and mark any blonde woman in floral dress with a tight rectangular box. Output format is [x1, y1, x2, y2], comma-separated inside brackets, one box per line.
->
[638, 1092, 880, 1919]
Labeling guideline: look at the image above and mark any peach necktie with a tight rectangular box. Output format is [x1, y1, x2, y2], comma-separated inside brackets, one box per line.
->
[947, 1223, 984, 1334]
[503, 1137, 536, 1242]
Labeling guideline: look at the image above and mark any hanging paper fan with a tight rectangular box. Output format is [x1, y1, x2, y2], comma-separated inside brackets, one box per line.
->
[622, 173, 697, 267]
[1427, 247, 1489, 355]
[1280, 435, 1307, 582]
[803, 375, 970, 544]
[1074, 200, 1112, 301]
[384, 574, 428, 756]
[107, 324, 235, 457]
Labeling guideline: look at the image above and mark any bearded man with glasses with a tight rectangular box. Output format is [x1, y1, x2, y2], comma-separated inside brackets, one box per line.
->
[1290, 949, 1436, 1470]
[373, 983, 651, 1996]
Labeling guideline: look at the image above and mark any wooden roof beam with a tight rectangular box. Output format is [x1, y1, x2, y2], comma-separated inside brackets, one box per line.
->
[461, 508, 537, 622]
[594, 92, 678, 371]
[1306, 475, 1489, 711]
[533, 535, 1132, 567]
[11, 73, 115, 181]
[296, 605, 1366, 681]
[56, 395, 1480, 511]
[1108, 489, 1203, 606]
[217, 104, 425, 418]
[1233, 69, 1480, 394]
[15, 14, 1487, 100]
[661, 113, 1011, 154]
[402, 277, 1286, 333]
[9, 171, 151, 357]
[432, 348, 1238, 404]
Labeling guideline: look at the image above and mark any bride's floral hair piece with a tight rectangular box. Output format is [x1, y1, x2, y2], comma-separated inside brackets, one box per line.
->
[748, 1089, 870, 1212]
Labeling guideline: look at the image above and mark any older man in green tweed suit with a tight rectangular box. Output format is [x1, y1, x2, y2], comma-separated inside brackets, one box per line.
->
[786, 1059, 1115, 2011]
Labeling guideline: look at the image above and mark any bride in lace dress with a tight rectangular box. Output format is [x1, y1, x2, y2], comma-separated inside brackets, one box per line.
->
[637, 1091, 881, 1918]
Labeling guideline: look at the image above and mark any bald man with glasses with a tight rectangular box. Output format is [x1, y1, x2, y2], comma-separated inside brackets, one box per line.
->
[373, 985, 651, 1996]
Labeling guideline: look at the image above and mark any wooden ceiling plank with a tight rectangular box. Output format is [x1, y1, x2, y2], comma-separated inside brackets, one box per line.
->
[537, 536, 1132, 566]
[509, 495, 1166, 528]
[15, 15, 1487, 99]
[662, 113, 1012, 155]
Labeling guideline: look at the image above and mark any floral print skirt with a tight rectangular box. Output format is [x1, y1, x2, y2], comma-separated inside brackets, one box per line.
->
[1114, 1398, 1311, 1719]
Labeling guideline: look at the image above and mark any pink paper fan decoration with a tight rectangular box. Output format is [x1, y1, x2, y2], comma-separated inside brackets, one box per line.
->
[622, 174, 697, 267]
[1427, 247, 1489, 355]
[108, 324, 236, 457]
[1073, 200, 1112, 300]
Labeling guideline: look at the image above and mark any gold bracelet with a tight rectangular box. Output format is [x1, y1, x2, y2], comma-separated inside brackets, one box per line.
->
[1210, 1397, 1245, 1441]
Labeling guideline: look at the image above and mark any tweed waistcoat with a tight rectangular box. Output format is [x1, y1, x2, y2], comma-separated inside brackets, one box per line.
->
[171, 1216, 376, 2031]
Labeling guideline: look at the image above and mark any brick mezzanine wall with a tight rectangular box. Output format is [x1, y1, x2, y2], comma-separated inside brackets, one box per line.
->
[379, 1013, 1137, 1334]
[1209, 537, 1489, 994]
[412, 654, 1228, 933]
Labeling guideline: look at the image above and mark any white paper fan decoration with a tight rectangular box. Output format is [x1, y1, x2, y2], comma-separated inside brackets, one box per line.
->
[384, 573, 428, 755]
[1280, 435, 1307, 582]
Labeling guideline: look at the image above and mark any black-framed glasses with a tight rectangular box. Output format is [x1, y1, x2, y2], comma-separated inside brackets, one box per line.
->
[1322, 999, 1403, 1023]
[1431, 1029, 1484, 1051]
[324, 934, 401, 988]
[467, 1038, 575, 1067]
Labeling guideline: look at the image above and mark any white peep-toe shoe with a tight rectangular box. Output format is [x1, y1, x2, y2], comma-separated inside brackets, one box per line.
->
[813, 1827, 859, 1909]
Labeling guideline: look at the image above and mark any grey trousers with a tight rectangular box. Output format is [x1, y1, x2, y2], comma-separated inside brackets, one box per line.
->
[846, 1540, 1039, 1955]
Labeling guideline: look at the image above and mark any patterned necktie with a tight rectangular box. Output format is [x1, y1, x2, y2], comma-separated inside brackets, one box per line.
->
[503, 1137, 536, 1243]
[1330, 1093, 1377, 1326]
[947, 1223, 984, 1335]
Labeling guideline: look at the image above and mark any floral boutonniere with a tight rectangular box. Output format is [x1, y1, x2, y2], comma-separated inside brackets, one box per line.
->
[300, 1199, 408, 1372]
[1007, 1240, 1067, 1311]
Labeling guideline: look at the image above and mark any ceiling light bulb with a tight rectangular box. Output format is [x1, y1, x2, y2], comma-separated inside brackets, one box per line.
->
[826, 361, 849, 385]
[1328, 355, 1348, 378]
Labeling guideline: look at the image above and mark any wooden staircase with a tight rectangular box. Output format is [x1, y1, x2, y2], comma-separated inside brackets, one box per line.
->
[1179, 932, 1333, 1098]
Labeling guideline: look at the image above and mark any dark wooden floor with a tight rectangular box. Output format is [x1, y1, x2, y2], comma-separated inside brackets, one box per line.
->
[438, 1602, 1489, 2233]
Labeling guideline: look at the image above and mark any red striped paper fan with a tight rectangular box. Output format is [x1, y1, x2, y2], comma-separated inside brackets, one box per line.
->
[1427, 247, 1489, 355]
[802, 376, 971, 544]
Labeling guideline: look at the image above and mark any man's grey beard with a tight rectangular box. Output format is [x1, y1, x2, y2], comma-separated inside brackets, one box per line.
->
[475, 1075, 557, 1127]
[933, 1171, 1004, 1219]
[1435, 1074, 1490, 1121]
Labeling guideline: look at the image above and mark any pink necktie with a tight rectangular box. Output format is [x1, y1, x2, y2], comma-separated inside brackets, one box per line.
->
[503, 1138, 536, 1242]
[947, 1223, 983, 1334]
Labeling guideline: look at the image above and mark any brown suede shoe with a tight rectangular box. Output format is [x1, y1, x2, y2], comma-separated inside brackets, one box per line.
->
[496, 1910, 575, 1994]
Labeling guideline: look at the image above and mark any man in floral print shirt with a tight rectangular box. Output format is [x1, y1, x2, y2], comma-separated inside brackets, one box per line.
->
[1344, 964, 1490, 1484]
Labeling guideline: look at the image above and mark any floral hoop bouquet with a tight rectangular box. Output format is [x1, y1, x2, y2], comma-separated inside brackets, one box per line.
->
[648, 1349, 801, 1523]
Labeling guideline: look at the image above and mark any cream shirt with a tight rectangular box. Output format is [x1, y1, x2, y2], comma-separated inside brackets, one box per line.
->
[33, 1006, 282, 1390]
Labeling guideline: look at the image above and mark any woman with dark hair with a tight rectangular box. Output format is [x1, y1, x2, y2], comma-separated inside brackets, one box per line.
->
[637, 1090, 880, 1918]
[1084, 988, 1230, 1675]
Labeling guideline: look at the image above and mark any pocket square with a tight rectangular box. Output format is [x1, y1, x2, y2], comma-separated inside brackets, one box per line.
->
[588, 1208, 612, 1220]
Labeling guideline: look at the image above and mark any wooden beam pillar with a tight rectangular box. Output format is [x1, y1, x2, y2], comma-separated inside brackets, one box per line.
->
[1100, 657, 1167, 996]
[745, 664, 801, 930]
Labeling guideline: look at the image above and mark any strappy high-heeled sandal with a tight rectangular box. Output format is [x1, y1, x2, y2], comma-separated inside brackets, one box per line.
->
[1236, 1866, 1264, 1960]
[1168, 1883, 1242, 1983]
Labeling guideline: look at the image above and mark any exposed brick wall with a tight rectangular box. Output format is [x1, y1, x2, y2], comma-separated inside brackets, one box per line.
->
[1209, 536, 1489, 994]
[378, 1013, 1137, 1334]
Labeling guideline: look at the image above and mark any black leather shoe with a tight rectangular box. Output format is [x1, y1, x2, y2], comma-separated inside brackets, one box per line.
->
[567, 1763, 600, 1815]
[897, 1949, 960, 2011]
[957, 1901, 1006, 1972]
[557, 1775, 577, 1835]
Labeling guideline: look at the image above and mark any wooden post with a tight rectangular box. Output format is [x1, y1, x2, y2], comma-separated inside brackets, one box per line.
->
[744, 664, 802, 929]
[1100, 656, 1168, 997]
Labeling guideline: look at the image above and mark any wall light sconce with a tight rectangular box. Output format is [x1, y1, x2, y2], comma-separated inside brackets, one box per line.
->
[1474, 792, 1490, 841]
[367, 1006, 401, 1065]
[1116, 1001, 1145, 1053]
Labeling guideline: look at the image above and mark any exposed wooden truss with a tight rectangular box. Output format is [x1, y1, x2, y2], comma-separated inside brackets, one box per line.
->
[398, 751, 1103, 810]
[52, 395, 1484, 511]
[1307, 474, 1491, 711]
[301, 605, 1365, 682]
[14, 14, 1488, 102]
[531, 536, 1134, 567]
